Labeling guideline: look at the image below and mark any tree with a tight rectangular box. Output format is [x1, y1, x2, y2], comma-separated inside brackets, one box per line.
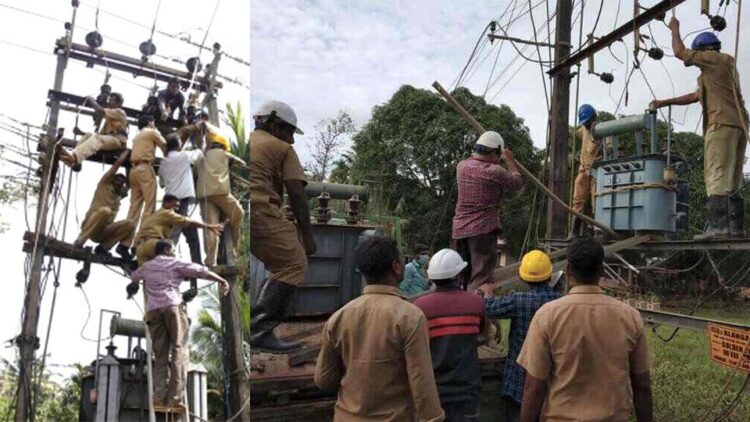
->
[224, 102, 248, 163]
[307, 111, 356, 182]
[348, 85, 541, 255]
[190, 285, 250, 420]
[328, 151, 354, 184]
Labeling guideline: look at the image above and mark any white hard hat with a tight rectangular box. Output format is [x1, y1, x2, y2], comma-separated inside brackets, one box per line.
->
[253, 100, 304, 134]
[476, 131, 504, 150]
[427, 248, 468, 280]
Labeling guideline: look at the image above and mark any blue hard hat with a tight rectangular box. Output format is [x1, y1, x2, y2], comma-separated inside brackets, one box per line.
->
[578, 104, 596, 125]
[691, 32, 721, 51]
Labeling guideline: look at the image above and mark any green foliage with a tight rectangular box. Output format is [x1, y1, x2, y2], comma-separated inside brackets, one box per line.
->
[329, 151, 354, 184]
[0, 358, 83, 421]
[348, 85, 541, 255]
[190, 285, 251, 420]
[224, 102, 248, 163]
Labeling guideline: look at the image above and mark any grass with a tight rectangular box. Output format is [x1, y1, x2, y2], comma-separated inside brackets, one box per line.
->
[486, 304, 750, 421]
[648, 305, 750, 422]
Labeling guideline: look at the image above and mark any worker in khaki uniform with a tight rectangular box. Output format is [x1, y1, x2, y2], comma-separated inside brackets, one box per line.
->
[59, 93, 129, 169]
[569, 104, 602, 238]
[315, 236, 445, 422]
[177, 110, 231, 151]
[73, 150, 134, 260]
[135, 194, 223, 265]
[196, 140, 247, 266]
[652, 17, 749, 240]
[249, 100, 317, 352]
[124, 114, 167, 247]
[517, 238, 653, 422]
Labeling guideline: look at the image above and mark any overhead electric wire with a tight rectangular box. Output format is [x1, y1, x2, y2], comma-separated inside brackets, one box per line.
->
[452, 22, 494, 89]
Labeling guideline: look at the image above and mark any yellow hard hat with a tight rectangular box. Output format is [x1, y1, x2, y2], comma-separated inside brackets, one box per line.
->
[518, 250, 553, 282]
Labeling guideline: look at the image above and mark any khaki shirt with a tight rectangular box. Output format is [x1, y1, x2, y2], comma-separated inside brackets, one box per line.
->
[84, 173, 122, 224]
[314, 285, 445, 422]
[101, 108, 129, 138]
[136, 207, 192, 242]
[517, 285, 651, 422]
[683, 49, 749, 133]
[177, 121, 229, 150]
[130, 128, 167, 163]
[195, 148, 243, 198]
[576, 126, 600, 171]
[249, 129, 306, 209]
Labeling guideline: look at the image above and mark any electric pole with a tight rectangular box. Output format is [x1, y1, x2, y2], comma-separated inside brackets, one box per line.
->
[547, 0, 573, 240]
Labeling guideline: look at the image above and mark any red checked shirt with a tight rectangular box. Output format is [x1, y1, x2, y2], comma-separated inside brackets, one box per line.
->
[131, 255, 213, 312]
[452, 155, 523, 239]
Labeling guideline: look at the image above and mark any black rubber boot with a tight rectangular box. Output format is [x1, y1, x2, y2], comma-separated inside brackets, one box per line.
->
[115, 244, 133, 261]
[94, 245, 112, 256]
[250, 280, 301, 352]
[694, 195, 730, 240]
[729, 193, 746, 238]
[567, 218, 582, 240]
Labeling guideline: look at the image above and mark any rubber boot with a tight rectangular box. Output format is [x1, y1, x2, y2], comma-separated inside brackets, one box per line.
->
[250, 280, 301, 352]
[729, 193, 746, 238]
[694, 195, 729, 241]
[567, 218, 582, 240]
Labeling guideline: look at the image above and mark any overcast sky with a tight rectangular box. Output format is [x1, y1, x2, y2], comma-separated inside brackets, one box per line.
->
[1, 0, 749, 382]
[0, 0, 249, 379]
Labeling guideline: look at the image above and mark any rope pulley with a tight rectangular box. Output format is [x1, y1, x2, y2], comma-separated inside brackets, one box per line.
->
[85, 31, 103, 49]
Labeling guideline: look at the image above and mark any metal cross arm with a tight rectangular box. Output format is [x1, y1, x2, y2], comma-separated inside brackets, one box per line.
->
[547, 0, 687, 76]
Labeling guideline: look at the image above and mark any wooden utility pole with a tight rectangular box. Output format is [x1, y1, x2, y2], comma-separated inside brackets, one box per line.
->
[546, 0, 574, 240]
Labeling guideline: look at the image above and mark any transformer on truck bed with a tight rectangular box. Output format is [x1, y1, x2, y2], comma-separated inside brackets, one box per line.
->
[248, 182, 504, 420]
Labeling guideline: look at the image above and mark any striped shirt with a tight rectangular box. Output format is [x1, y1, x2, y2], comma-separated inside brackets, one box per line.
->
[413, 286, 485, 406]
[131, 255, 213, 312]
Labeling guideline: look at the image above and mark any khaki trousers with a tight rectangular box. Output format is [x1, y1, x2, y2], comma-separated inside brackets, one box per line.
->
[146, 305, 189, 405]
[72, 133, 125, 164]
[75, 207, 135, 249]
[199, 194, 244, 266]
[705, 124, 746, 196]
[136, 238, 161, 265]
[250, 205, 307, 286]
[572, 169, 596, 214]
[124, 164, 157, 245]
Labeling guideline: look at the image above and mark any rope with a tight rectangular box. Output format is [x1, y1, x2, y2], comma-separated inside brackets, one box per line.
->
[593, 182, 677, 197]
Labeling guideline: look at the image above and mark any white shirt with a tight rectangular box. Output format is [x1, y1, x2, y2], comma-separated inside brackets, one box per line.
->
[158, 150, 203, 199]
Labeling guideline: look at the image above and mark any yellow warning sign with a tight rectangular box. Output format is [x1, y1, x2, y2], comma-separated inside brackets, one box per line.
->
[707, 323, 750, 373]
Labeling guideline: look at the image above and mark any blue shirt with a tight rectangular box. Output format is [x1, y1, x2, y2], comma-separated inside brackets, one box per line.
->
[399, 259, 428, 297]
[484, 283, 560, 404]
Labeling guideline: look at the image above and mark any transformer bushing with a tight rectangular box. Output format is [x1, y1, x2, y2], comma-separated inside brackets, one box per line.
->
[315, 191, 332, 224]
[347, 194, 362, 225]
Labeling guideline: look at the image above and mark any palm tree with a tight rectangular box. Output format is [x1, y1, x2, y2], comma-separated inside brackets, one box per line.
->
[224, 102, 248, 163]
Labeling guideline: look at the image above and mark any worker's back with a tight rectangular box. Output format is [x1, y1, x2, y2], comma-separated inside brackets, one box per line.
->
[316, 285, 440, 421]
[518, 285, 650, 421]
[412, 286, 484, 408]
[249, 129, 304, 209]
[195, 148, 230, 198]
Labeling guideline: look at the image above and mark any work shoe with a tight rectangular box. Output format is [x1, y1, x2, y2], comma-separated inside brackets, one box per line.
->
[249, 280, 301, 352]
[729, 193, 746, 238]
[694, 195, 729, 241]
[93, 245, 112, 256]
[116, 244, 133, 261]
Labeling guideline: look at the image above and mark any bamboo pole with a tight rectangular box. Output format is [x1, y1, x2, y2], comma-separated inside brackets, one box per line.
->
[432, 81, 619, 239]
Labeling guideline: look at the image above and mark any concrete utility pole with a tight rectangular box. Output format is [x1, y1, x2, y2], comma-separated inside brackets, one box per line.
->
[14, 40, 69, 422]
[546, 0, 573, 240]
[204, 49, 251, 421]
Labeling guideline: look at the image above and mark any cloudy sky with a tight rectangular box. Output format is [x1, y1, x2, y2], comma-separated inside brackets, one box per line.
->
[0, 0, 249, 378]
[252, 0, 749, 159]
[1, 0, 749, 383]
